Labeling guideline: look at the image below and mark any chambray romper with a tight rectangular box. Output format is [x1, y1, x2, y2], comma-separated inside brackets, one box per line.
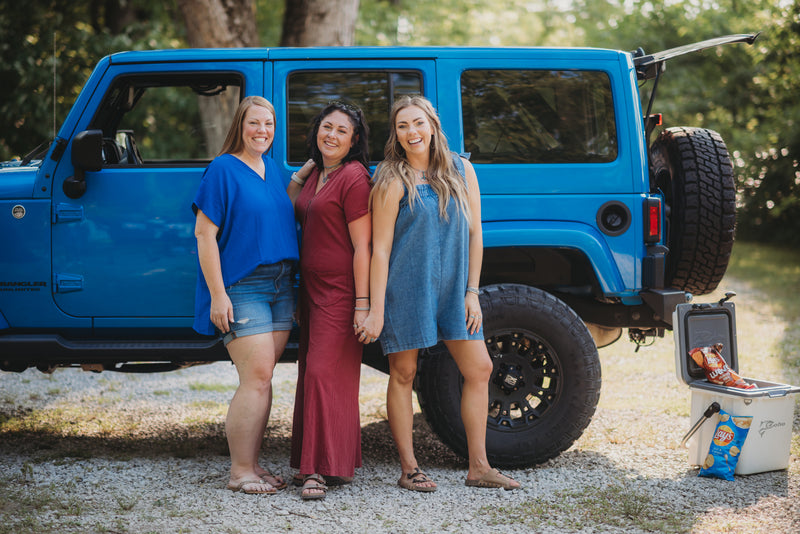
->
[380, 155, 484, 355]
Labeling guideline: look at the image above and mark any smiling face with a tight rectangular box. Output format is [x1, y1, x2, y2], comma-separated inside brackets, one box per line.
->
[240, 104, 275, 157]
[316, 110, 355, 166]
[394, 105, 433, 158]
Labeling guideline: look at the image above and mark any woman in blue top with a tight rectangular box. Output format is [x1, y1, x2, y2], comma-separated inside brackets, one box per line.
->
[193, 96, 299, 495]
[361, 96, 520, 492]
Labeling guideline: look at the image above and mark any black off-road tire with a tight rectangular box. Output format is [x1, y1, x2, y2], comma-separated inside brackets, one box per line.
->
[650, 127, 735, 295]
[416, 284, 601, 468]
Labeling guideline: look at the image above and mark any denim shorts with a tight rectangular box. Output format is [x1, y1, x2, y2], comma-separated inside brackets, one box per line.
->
[223, 260, 295, 345]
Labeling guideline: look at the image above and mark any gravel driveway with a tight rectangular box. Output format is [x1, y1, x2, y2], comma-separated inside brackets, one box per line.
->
[1, 285, 799, 533]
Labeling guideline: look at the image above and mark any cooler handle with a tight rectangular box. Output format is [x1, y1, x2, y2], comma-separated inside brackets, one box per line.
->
[680, 402, 720, 448]
[766, 385, 800, 398]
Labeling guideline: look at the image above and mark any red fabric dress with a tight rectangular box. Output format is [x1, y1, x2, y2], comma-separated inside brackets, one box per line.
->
[291, 161, 371, 477]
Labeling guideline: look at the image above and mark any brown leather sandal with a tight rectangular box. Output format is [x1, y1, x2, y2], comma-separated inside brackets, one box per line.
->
[465, 468, 520, 490]
[300, 473, 327, 500]
[397, 467, 437, 493]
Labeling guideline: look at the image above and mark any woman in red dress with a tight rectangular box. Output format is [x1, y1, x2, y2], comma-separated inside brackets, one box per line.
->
[287, 101, 372, 500]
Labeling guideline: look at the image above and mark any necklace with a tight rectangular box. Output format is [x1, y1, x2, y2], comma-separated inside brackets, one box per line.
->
[321, 162, 342, 184]
[412, 167, 428, 182]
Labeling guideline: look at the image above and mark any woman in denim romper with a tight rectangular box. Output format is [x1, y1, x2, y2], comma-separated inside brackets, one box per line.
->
[361, 96, 520, 492]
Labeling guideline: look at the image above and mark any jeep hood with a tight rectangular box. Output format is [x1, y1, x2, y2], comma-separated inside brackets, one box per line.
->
[0, 160, 40, 199]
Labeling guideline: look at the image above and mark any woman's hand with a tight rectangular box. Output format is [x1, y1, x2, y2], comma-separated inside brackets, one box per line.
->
[358, 311, 383, 345]
[353, 308, 372, 344]
[297, 158, 315, 182]
[210, 292, 234, 333]
[465, 292, 483, 335]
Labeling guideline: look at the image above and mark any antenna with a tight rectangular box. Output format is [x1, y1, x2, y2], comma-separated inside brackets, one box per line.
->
[53, 32, 57, 138]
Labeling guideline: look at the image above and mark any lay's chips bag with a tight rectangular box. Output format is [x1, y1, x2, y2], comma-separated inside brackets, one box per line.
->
[698, 410, 752, 481]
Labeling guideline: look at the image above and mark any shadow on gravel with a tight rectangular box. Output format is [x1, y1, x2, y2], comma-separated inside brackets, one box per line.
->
[0, 407, 458, 468]
[0, 417, 294, 462]
[360, 414, 465, 468]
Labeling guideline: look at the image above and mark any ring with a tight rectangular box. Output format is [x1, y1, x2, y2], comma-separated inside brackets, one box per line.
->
[353, 324, 358, 328]
[469, 314, 476, 318]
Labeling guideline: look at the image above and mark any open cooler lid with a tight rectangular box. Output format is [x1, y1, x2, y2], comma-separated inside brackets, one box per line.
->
[673, 299, 738, 386]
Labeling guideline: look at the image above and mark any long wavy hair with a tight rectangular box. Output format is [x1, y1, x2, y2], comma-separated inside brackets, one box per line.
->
[306, 100, 370, 172]
[218, 96, 276, 156]
[371, 95, 470, 222]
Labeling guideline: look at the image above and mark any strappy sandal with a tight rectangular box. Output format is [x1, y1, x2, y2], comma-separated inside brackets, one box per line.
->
[300, 473, 327, 500]
[465, 468, 520, 490]
[397, 467, 437, 493]
[293, 473, 352, 486]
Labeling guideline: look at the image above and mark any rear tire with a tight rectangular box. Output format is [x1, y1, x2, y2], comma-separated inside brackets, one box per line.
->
[650, 127, 735, 295]
[416, 284, 601, 468]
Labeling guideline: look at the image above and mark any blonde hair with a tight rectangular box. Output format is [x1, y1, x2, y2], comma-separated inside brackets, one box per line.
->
[218, 96, 276, 156]
[371, 95, 470, 222]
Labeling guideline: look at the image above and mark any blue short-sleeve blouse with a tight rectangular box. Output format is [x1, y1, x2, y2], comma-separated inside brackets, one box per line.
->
[192, 153, 299, 335]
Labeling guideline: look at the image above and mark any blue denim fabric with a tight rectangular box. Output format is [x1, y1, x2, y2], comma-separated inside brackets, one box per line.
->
[380, 183, 483, 355]
[222, 260, 295, 345]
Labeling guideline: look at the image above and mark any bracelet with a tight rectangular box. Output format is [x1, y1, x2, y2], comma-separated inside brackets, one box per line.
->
[354, 306, 370, 311]
[355, 297, 370, 301]
[290, 172, 306, 185]
[466, 286, 480, 296]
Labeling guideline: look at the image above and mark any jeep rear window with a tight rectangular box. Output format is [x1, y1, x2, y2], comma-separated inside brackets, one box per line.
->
[461, 70, 617, 164]
[287, 71, 422, 163]
[92, 73, 243, 164]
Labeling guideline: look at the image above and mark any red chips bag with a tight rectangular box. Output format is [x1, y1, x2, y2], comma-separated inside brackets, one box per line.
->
[689, 343, 756, 389]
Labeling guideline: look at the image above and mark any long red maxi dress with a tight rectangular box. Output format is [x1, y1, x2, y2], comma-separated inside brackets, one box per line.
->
[291, 161, 371, 478]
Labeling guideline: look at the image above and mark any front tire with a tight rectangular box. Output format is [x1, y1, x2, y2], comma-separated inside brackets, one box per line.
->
[417, 284, 601, 468]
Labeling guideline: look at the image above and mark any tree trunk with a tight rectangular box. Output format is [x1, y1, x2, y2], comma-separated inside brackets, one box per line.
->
[177, 0, 259, 48]
[281, 0, 360, 46]
[176, 0, 259, 155]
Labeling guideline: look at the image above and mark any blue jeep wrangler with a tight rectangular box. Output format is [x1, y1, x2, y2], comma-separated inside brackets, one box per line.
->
[0, 34, 754, 467]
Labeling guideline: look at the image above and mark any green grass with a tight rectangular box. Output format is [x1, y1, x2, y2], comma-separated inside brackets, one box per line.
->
[726, 241, 800, 320]
[188, 382, 236, 393]
[725, 241, 800, 374]
[478, 481, 693, 532]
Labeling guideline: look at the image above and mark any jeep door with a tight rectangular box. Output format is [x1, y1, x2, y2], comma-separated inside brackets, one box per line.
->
[50, 60, 263, 322]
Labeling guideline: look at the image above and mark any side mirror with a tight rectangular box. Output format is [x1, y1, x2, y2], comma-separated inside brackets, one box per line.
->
[64, 129, 103, 199]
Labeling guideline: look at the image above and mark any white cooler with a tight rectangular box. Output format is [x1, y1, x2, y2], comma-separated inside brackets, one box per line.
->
[673, 296, 800, 475]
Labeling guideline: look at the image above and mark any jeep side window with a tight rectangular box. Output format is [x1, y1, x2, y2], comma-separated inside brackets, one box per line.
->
[461, 70, 617, 164]
[90, 73, 243, 165]
[287, 71, 422, 163]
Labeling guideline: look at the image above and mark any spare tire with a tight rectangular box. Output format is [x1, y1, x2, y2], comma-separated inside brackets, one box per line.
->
[649, 127, 735, 296]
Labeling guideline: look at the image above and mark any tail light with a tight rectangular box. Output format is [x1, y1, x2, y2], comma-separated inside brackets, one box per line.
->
[644, 197, 661, 243]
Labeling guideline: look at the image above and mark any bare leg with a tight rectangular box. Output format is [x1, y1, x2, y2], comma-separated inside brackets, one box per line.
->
[387, 349, 436, 489]
[445, 339, 519, 489]
[253, 330, 290, 487]
[225, 331, 283, 491]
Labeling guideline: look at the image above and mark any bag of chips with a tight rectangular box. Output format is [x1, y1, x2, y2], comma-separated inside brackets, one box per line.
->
[698, 410, 752, 480]
[689, 343, 756, 389]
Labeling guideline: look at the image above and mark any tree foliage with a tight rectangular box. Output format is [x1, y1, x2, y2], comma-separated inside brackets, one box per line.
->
[0, 0, 184, 160]
[1, 0, 798, 244]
